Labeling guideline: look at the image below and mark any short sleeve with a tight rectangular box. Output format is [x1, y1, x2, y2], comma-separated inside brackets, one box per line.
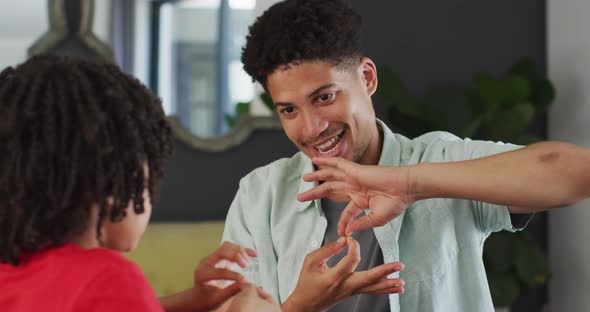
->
[74, 260, 163, 312]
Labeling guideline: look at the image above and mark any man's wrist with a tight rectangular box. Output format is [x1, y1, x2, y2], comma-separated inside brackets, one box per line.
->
[405, 162, 432, 201]
[281, 294, 315, 312]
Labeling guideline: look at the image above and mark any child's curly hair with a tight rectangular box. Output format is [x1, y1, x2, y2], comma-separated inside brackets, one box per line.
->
[0, 54, 173, 265]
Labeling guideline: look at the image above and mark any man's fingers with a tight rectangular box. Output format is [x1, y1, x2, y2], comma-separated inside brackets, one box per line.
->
[344, 213, 381, 235]
[365, 262, 404, 281]
[344, 262, 404, 292]
[245, 248, 257, 257]
[374, 286, 405, 295]
[297, 181, 348, 202]
[304, 237, 347, 269]
[330, 237, 361, 277]
[337, 201, 364, 236]
[355, 278, 405, 294]
[302, 168, 345, 183]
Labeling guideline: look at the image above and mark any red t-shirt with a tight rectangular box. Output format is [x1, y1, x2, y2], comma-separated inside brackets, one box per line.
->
[0, 244, 164, 312]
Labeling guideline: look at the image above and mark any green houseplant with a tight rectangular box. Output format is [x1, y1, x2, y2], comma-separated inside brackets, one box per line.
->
[377, 57, 554, 308]
[225, 92, 274, 128]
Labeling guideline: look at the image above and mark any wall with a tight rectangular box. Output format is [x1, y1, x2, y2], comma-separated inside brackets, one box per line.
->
[350, 0, 546, 122]
[0, 0, 111, 69]
[548, 1, 590, 311]
[0, 0, 47, 69]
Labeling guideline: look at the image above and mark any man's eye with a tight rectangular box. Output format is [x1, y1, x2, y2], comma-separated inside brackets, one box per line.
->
[281, 106, 295, 114]
[318, 92, 335, 103]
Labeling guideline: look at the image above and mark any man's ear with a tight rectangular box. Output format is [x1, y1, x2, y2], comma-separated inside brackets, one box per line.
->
[359, 57, 378, 96]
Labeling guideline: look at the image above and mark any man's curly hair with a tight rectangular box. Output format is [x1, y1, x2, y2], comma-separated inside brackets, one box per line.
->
[242, 0, 363, 87]
[0, 54, 173, 265]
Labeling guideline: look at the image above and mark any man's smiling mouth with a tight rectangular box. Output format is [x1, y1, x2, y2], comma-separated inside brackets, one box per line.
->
[313, 129, 346, 156]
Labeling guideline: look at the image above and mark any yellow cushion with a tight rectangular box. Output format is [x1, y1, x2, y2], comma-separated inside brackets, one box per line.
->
[126, 222, 225, 296]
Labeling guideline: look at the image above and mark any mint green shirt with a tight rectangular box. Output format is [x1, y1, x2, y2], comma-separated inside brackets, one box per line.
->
[222, 120, 523, 312]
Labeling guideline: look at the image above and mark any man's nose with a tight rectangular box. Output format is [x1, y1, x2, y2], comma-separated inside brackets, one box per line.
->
[302, 110, 329, 142]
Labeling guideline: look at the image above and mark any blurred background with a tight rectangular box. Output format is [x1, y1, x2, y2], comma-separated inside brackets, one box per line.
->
[1, 1, 588, 311]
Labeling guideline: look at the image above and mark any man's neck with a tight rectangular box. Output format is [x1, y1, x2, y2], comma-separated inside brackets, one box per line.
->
[358, 125, 384, 166]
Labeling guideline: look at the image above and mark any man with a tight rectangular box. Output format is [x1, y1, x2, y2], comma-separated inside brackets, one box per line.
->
[222, 0, 590, 311]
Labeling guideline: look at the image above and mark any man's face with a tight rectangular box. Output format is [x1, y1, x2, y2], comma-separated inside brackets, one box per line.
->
[266, 59, 381, 165]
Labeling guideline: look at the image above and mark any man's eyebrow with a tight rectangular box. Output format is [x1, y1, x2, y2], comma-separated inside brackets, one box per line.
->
[308, 83, 336, 99]
[274, 101, 291, 107]
[273, 83, 336, 107]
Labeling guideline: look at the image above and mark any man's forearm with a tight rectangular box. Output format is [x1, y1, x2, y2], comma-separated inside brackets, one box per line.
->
[409, 141, 590, 212]
[281, 296, 314, 312]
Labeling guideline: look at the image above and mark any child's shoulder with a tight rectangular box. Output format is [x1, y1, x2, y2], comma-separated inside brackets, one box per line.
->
[74, 246, 143, 275]
[40, 244, 143, 279]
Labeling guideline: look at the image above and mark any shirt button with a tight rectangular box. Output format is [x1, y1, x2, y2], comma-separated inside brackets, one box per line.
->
[310, 240, 320, 248]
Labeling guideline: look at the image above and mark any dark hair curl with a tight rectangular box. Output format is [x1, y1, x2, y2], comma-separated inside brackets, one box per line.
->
[241, 0, 363, 87]
[0, 54, 173, 265]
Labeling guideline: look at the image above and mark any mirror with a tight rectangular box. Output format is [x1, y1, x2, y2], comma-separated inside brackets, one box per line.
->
[151, 0, 277, 142]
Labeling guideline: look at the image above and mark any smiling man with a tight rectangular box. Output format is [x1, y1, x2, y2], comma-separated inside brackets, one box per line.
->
[220, 1, 558, 312]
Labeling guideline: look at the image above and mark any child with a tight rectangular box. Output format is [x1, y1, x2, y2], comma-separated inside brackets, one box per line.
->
[0, 54, 277, 312]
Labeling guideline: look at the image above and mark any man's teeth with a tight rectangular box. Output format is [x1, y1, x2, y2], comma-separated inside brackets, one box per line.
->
[315, 136, 341, 154]
[317, 137, 338, 150]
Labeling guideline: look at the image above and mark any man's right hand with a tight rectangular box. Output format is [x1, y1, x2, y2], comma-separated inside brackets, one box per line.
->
[282, 236, 404, 312]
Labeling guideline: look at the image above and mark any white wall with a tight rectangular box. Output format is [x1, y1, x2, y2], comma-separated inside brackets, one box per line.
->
[0, 0, 47, 69]
[0, 0, 111, 70]
[548, 1, 590, 311]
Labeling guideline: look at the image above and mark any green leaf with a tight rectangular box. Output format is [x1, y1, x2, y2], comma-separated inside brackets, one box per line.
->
[225, 114, 236, 128]
[473, 72, 502, 111]
[531, 78, 555, 112]
[377, 68, 422, 117]
[236, 102, 250, 116]
[507, 57, 538, 81]
[488, 273, 520, 307]
[485, 102, 535, 141]
[260, 92, 275, 113]
[501, 75, 530, 106]
[508, 57, 555, 112]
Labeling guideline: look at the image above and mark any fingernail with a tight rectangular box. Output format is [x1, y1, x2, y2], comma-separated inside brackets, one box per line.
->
[337, 236, 346, 244]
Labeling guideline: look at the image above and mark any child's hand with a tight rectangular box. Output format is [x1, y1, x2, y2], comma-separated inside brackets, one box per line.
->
[222, 284, 279, 312]
[193, 242, 257, 310]
[160, 242, 257, 312]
